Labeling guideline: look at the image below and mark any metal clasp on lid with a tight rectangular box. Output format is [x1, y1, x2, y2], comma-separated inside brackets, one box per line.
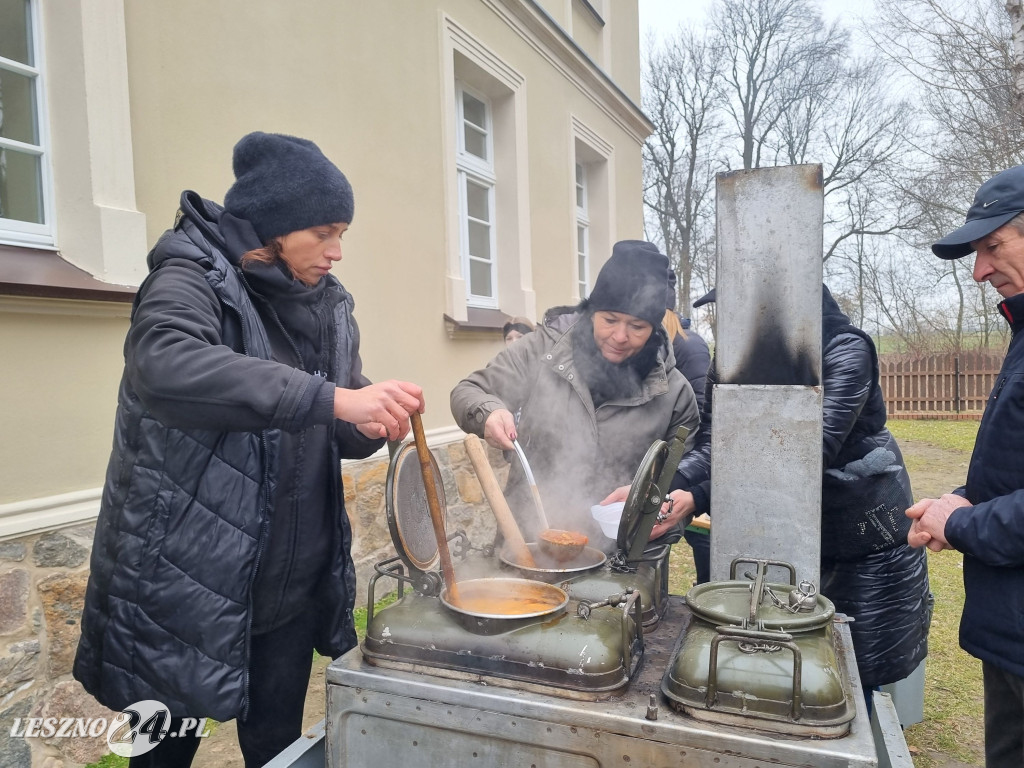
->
[787, 581, 818, 612]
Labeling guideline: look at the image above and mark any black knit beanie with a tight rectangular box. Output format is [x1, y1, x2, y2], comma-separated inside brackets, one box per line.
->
[224, 132, 354, 244]
[588, 240, 670, 327]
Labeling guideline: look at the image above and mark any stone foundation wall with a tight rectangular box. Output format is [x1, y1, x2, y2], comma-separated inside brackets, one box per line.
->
[0, 526, 118, 767]
[0, 437, 503, 767]
[345, 438, 505, 593]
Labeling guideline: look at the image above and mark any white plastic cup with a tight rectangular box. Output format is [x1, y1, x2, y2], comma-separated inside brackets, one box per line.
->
[590, 501, 625, 540]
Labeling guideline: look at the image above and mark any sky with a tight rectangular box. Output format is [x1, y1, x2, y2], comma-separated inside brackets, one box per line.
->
[634, 0, 887, 327]
[637, 0, 879, 46]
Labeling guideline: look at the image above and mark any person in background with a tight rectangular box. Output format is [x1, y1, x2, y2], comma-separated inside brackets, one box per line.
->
[664, 271, 712, 581]
[664, 271, 711, 412]
[649, 284, 931, 697]
[503, 316, 536, 346]
[74, 132, 423, 768]
[907, 164, 1024, 768]
[452, 240, 699, 545]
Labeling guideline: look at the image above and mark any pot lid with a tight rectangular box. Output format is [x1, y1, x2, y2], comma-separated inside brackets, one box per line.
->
[685, 559, 835, 631]
[616, 426, 689, 562]
[385, 440, 448, 575]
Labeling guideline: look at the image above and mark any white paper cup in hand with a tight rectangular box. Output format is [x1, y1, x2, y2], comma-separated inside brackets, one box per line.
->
[590, 501, 625, 540]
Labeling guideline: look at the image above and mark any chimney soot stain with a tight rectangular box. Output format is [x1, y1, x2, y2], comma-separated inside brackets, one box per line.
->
[724, 321, 819, 386]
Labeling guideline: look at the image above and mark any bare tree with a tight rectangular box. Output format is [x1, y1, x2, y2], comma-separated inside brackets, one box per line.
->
[871, 0, 1023, 210]
[866, 0, 1024, 351]
[859, 241, 967, 353]
[640, 0, 1024, 354]
[771, 53, 923, 303]
[642, 26, 723, 312]
[709, 0, 847, 171]
[1009, 0, 1024, 120]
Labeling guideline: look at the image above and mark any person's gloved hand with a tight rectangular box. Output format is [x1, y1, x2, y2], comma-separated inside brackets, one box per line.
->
[825, 447, 896, 481]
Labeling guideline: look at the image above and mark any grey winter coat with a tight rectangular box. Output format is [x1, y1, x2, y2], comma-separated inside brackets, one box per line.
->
[451, 317, 699, 543]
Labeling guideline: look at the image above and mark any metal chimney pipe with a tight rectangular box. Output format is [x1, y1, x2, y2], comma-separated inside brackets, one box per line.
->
[709, 165, 824, 586]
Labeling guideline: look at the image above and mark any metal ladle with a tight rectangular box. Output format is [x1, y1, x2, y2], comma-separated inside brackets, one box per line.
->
[511, 438, 550, 530]
[511, 438, 588, 563]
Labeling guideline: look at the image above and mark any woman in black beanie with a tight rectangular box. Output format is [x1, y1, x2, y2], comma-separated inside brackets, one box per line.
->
[451, 240, 700, 545]
[74, 132, 423, 767]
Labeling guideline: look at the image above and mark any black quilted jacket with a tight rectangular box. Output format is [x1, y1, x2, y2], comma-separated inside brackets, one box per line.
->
[673, 286, 931, 688]
[73, 192, 383, 720]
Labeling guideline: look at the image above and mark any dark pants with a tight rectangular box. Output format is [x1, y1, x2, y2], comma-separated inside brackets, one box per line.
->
[683, 528, 711, 585]
[129, 609, 318, 768]
[983, 661, 1024, 768]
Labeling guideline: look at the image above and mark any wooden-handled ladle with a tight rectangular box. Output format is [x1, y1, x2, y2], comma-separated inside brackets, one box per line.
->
[463, 434, 537, 568]
[410, 412, 460, 605]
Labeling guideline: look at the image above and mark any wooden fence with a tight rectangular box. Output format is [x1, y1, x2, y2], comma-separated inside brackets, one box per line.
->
[878, 350, 1004, 418]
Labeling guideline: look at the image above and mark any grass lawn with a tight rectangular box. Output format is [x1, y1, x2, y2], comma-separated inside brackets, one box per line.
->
[671, 419, 985, 767]
[903, 548, 984, 766]
[888, 419, 981, 454]
[890, 419, 984, 766]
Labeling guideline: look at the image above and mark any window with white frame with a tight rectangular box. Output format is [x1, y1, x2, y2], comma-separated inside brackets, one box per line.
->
[443, 21, 531, 329]
[572, 125, 611, 303]
[0, 0, 53, 247]
[456, 83, 498, 309]
[575, 161, 590, 298]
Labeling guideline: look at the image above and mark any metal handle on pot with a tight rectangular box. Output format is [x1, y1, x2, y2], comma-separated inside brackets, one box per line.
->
[706, 625, 803, 721]
[621, 589, 643, 675]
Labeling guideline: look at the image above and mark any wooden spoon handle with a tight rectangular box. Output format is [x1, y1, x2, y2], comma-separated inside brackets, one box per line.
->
[410, 412, 459, 601]
[464, 434, 537, 568]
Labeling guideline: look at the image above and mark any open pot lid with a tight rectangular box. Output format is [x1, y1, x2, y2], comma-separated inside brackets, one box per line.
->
[616, 426, 689, 562]
[385, 440, 447, 576]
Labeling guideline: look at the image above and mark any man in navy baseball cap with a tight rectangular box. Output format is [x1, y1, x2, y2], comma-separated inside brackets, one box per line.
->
[910, 162, 1024, 767]
[932, 164, 1024, 261]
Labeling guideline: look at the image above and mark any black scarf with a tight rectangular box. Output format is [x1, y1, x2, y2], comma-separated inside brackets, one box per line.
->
[214, 208, 341, 380]
[242, 258, 339, 380]
[572, 313, 664, 406]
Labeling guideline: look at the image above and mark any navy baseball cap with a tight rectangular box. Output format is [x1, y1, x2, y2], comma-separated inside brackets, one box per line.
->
[933, 165, 1024, 259]
[693, 288, 716, 308]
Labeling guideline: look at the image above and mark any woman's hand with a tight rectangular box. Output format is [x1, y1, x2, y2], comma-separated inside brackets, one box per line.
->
[600, 487, 696, 540]
[651, 489, 696, 540]
[355, 422, 390, 440]
[599, 486, 630, 505]
[483, 409, 517, 450]
[335, 380, 424, 440]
